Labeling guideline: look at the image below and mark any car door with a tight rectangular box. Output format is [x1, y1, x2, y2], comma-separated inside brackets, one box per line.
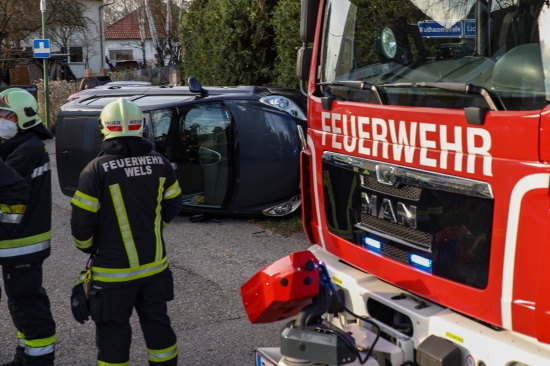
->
[150, 103, 233, 210]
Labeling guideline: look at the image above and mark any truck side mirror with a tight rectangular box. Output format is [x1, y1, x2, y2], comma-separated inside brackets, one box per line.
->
[296, 47, 312, 95]
[300, 0, 320, 43]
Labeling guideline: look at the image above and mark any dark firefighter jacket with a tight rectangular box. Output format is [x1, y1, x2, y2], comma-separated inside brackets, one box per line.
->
[0, 125, 52, 265]
[70, 137, 182, 284]
[0, 160, 28, 241]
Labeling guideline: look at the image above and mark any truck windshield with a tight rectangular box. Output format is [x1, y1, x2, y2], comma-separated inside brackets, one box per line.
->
[319, 0, 550, 111]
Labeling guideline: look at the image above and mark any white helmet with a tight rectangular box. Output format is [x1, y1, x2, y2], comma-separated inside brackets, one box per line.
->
[99, 98, 143, 140]
[0, 88, 42, 129]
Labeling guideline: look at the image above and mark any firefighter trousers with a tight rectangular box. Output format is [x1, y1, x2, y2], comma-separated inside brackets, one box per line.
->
[2, 261, 56, 366]
[89, 270, 178, 365]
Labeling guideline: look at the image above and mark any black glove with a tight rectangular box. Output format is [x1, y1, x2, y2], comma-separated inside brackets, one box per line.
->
[70, 282, 90, 324]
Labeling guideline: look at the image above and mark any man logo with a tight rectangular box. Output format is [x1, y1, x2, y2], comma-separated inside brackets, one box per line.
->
[361, 192, 417, 228]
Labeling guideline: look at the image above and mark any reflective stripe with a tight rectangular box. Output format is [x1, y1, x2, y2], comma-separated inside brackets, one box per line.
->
[26, 344, 54, 357]
[98, 361, 129, 366]
[26, 335, 55, 348]
[164, 181, 181, 199]
[18, 331, 25, 347]
[73, 235, 93, 250]
[109, 184, 139, 268]
[0, 232, 51, 258]
[71, 191, 100, 213]
[0, 240, 50, 257]
[0, 212, 24, 224]
[25, 334, 55, 357]
[148, 343, 178, 363]
[0, 203, 26, 214]
[31, 162, 50, 179]
[154, 178, 165, 261]
[92, 257, 168, 282]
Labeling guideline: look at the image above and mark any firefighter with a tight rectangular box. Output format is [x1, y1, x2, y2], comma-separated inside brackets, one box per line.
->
[0, 88, 56, 366]
[70, 97, 182, 365]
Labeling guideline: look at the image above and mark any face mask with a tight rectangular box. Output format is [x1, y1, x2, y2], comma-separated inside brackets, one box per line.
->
[0, 118, 18, 140]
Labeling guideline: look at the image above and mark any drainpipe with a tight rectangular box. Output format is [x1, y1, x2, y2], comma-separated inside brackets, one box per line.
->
[99, 1, 115, 71]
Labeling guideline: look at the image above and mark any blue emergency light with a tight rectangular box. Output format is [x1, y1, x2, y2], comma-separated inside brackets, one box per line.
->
[409, 254, 432, 272]
[363, 237, 382, 252]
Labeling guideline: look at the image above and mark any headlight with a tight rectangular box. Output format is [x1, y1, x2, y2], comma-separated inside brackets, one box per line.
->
[259, 95, 307, 121]
[381, 26, 397, 59]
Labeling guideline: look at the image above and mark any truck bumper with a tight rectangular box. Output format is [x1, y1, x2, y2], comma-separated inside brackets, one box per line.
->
[302, 245, 550, 366]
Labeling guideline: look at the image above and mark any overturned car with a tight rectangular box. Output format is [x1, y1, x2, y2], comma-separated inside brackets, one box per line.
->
[55, 78, 307, 217]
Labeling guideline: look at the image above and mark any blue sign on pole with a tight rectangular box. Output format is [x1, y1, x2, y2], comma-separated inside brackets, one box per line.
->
[33, 39, 51, 58]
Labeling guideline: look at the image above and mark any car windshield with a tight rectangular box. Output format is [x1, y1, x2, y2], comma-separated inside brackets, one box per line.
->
[319, 0, 550, 111]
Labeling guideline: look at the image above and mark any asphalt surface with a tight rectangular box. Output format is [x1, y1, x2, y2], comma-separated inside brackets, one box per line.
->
[0, 138, 309, 365]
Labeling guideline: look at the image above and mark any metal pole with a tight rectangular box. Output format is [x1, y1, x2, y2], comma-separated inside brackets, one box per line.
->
[41, 0, 50, 132]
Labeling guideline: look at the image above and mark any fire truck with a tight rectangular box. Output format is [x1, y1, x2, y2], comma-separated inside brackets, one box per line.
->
[241, 0, 550, 365]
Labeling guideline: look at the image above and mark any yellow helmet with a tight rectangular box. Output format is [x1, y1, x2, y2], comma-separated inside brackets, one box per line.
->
[0, 88, 42, 129]
[98, 98, 143, 140]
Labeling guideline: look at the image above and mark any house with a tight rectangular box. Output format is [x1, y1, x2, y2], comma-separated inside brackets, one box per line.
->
[104, 3, 181, 71]
[19, 0, 104, 80]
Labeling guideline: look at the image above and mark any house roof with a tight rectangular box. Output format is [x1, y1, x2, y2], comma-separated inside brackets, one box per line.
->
[105, 7, 176, 40]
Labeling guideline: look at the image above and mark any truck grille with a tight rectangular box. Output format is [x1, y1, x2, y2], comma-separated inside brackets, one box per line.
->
[321, 152, 494, 289]
[359, 213, 432, 250]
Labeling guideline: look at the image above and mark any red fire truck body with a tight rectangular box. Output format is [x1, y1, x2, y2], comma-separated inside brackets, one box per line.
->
[242, 0, 550, 365]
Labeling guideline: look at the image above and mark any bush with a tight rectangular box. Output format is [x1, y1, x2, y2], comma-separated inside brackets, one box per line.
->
[35, 79, 79, 134]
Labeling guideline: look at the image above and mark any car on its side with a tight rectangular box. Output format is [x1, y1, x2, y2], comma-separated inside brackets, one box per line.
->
[56, 78, 307, 217]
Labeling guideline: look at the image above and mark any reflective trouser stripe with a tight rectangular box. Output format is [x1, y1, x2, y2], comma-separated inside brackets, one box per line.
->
[148, 343, 178, 363]
[0, 211, 24, 224]
[18, 332, 25, 347]
[98, 361, 129, 366]
[17, 332, 55, 357]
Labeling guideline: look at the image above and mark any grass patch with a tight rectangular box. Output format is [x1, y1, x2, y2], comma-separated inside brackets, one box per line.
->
[249, 210, 304, 237]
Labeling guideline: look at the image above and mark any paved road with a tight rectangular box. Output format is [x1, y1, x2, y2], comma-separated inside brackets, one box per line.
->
[0, 138, 309, 365]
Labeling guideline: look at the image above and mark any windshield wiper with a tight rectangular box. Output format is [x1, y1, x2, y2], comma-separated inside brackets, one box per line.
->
[318, 80, 385, 105]
[380, 82, 501, 111]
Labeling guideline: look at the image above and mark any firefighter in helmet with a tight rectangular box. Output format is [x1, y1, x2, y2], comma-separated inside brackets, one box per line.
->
[0, 88, 56, 366]
[70, 97, 182, 365]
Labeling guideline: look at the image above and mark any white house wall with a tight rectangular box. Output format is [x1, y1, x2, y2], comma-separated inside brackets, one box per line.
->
[104, 39, 158, 68]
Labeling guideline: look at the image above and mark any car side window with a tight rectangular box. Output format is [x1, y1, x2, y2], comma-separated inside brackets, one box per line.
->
[180, 103, 232, 207]
[150, 108, 179, 158]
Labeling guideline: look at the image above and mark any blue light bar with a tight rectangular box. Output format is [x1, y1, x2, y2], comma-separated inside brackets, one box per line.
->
[363, 237, 381, 251]
[409, 254, 432, 271]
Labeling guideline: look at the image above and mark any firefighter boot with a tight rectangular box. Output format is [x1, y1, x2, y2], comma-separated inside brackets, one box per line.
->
[0, 346, 23, 366]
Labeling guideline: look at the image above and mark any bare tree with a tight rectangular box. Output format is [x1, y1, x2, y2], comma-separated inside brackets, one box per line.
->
[144, 0, 163, 66]
[138, 5, 147, 67]
[104, 0, 141, 26]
